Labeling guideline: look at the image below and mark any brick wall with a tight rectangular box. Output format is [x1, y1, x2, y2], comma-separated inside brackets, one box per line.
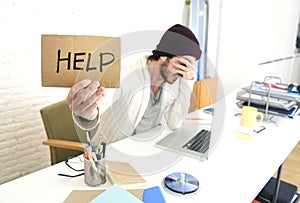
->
[0, 78, 68, 184]
[0, 0, 183, 184]
[0, 3, 69, 182]
[0, 1, 69, 184]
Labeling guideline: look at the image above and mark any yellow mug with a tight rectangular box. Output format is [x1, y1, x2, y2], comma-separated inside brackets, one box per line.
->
[240, 106, 264, 127]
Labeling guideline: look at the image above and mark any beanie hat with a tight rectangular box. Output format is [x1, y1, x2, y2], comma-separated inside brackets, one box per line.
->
[152, 24, 202, 60]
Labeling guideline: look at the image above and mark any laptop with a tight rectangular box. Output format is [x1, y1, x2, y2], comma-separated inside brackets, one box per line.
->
[155, 76, 226, 160]
[155, 103, 224, 160]
[155, 123, 212, 160]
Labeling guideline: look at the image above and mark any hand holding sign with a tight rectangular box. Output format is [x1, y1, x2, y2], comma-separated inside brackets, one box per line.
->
[67, 79, 106, 121]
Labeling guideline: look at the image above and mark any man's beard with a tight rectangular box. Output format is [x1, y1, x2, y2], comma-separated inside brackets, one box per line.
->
[160, 58, 182, 84]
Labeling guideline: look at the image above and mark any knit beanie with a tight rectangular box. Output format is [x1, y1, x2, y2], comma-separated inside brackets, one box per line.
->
[152, 24, 202, 60]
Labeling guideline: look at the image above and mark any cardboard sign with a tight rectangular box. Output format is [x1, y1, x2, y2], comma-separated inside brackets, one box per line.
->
[41, 35, 121, 87]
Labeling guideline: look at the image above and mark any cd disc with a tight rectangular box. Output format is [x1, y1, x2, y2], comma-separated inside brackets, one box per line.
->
[164, 172, 199, 195]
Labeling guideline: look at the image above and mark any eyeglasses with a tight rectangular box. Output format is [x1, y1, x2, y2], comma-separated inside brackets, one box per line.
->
[58, 156, 84, 178]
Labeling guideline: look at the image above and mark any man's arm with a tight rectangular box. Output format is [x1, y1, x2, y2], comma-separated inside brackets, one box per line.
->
[164, 57, 196, 130]
[165, 78, 194, 130]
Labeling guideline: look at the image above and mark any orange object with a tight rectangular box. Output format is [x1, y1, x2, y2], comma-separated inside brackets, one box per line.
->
[185, 117, 205, 121]
[84, 152, 89, 160]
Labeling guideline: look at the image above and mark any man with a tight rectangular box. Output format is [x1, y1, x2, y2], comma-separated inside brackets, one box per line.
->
[66, 24, 202, 144]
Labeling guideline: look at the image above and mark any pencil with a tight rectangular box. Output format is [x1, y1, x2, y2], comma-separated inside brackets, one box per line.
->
[87, 147, 97, 172]
[96, 135, 102, 152]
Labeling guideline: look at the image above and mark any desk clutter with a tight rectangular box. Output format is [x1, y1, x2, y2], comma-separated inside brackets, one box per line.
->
[63, 154, 201, 202]
[64, 158, 167, 202]
[74, 132, 200, 202]
[236, 76, 300, 119]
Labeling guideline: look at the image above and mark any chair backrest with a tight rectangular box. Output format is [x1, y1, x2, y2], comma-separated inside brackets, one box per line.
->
[189, 77, 218, 113]
[40, 100, 87, 165]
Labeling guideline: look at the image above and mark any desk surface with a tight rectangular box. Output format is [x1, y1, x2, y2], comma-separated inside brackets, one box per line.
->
[0, 91, 299, 203]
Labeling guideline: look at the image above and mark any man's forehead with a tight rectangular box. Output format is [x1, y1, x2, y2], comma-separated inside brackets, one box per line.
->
[179, 55, 197, 63]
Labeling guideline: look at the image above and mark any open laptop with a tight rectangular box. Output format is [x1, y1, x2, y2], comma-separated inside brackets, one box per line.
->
[155, 76, 225, 160]
[155, 122, 212, 160]
[155, 103, 224, 160]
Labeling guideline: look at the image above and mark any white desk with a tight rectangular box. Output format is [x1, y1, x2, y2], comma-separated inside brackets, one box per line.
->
[0, 92, 299, 203]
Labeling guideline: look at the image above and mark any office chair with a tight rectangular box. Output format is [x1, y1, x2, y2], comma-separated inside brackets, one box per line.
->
[40, 100, 89, 165]
[189, 77, 218, 113]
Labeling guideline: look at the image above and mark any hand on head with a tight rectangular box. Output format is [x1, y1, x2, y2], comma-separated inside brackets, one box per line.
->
[66, 79, 105, 121]
[170, 56, 196, 80]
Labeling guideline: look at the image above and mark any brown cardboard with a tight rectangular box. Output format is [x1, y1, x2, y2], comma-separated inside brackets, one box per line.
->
[106, 161, 147, 190]
[63, 189, 144, 203]
[41, 35, 121, 88]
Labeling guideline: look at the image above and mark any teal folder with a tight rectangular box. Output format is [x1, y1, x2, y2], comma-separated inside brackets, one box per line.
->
[89, 184, 143, 203]
[142, 186, 166, 203]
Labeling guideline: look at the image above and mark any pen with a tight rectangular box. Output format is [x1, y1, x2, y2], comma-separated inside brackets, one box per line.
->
[97, 145, 103, 160]
[255, 126, 266, 133]
[185, 117, 205, 120]
[101, 143, 106, 159]
[86, 131, 91, 146]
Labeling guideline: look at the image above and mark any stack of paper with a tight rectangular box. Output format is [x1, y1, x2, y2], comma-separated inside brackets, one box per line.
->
[106, 161, 147, 190]
[236, 87, 300, 118]
[237, 90, 297, 111]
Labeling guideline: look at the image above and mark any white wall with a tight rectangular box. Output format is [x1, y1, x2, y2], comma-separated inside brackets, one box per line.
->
[214, 0, 300, 94]
[0, 0, 186, 184]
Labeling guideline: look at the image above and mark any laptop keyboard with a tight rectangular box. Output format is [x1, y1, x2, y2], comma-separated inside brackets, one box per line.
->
[182, 129, 211, 153]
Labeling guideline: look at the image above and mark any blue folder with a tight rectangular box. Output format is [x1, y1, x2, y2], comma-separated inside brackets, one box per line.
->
[142, 186, 166, 203]
[240, 101, 299, 118]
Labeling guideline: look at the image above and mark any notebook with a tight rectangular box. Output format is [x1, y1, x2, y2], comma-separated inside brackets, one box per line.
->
[142, 186, 166, 203]
[106, 161, 147, 190]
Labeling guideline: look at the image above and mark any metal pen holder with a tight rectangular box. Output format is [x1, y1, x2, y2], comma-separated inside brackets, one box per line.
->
[84, 157, 106, 187]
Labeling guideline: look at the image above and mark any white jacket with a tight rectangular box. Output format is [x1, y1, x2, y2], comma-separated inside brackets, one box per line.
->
[75, 56, 195, 144]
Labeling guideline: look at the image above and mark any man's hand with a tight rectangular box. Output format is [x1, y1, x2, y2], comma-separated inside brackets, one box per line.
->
[171, 56, 196, 80]
[66, 79, 105, 121]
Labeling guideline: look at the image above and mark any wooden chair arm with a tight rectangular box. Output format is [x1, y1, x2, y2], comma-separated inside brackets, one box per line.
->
[42, 139, 87, 151]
